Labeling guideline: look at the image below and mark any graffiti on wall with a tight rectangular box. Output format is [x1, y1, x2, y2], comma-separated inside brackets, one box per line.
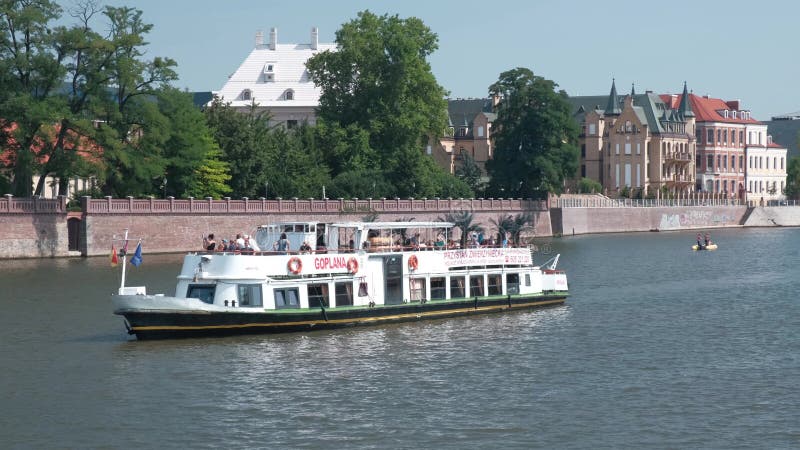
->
[659, 210, 736, 230]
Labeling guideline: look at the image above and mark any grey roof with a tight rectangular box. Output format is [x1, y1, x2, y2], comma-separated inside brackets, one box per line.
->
[567, 92, 686, 135]
[447, 98, 494, 135]
[192, 91, 213, 108]
[605, 80, 621, 115]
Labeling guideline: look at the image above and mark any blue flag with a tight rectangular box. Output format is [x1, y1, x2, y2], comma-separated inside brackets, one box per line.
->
[130, 242, 143, 267]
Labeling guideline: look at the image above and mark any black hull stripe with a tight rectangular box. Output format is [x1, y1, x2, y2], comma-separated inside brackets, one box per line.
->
[122, 296, 567, 339]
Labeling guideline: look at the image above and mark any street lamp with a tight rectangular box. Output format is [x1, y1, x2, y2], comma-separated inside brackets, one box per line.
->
[161, 177, 167, 199]
[265, 181, 269, 199]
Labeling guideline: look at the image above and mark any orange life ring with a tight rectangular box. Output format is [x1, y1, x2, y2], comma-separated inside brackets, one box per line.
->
[408, 254, 419, 271]
[347, 257, 359, 274]
[287, 256, 302, 274]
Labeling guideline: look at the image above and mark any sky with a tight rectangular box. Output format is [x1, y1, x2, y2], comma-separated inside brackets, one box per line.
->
[94, 0, 799, 120]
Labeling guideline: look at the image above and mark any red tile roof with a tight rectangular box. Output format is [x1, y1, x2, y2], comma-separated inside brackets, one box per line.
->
[1, 121, 102, 167]
[659, 93, 760, 124]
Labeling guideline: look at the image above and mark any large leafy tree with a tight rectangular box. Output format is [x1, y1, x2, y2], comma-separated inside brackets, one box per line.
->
[486, 68, 579, 199]
[1, 2, 184, 198]
[0, 0, 65, 196]
[204, 97, 273, 198]
[306, 10, 454, 197]
[785, 156, 800, 200]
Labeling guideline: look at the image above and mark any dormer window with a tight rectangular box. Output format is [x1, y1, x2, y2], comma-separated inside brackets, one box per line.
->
[723, 110, 729, 118]
[732, 111, 737, 119]
[263, 62, 276, 82]
[241, 89, 252, 101]
[284, 89, 294, 101]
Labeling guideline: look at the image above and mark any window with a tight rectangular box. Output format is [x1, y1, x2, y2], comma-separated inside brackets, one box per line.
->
[707, 155, 713, 170]
[477, 126, 484, 137]
[274, 288, 300, 309]
[450, 276, 466, 299]
[286, 120, 298, 129]
[284, 90, 294, 100]
[241, 89, 251, 101]
[487, 275, 502, 296]
[525, 274, 531, 286]
[470, 275, 484, 297]
[615, 143, 619, 155]
[581, 144, 586, 157]
[307, 283, 328, 308]
[334, 282, 353, 307]
[625, 143, 631, 155]
[430, 277, 446, 300]
[589, 123, 596, 135]
[187, 284, 216, 304]
[739, 131, 744, 146]
[409, 278, 426, 301]
[717, 129, 722, 143]
[237, 284, 263, 307]
[707, 129, 714, 144]
[506, 274, 520, 294]
[739, 156, 743, 171]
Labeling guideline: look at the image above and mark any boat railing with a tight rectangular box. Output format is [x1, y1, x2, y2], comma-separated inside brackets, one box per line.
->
[198, 244, 527, 256]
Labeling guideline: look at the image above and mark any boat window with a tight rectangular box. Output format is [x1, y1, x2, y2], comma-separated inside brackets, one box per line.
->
[274, 288, 300, 309]
[450, 276, 466, 299]
[283, 225, 293, 232]
[334, 282, 353, 307]
[525, 274, 531, 286]
[409, 278, 425, 302]
[187, 284, 216, 304]
[237, 284, 263, 307]
[308, 283, 329, 308]
[430, 277, 446, 300]
[470, 275, 484, 297]
[506, 273, 520, 295]
[487, 275, 502, 296]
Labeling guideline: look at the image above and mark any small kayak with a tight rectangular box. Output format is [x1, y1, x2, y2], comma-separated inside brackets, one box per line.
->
[692, 244, 718, 251]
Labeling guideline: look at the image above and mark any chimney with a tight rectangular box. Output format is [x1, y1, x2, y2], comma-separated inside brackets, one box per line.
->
[269, 27, 277, 50]
[311, 27, 319, 50]
[255, 30, 264, 48]
[726, 100, 740, 110]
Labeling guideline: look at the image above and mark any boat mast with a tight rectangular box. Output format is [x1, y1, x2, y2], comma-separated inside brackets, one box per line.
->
[120, 228, 129, 293]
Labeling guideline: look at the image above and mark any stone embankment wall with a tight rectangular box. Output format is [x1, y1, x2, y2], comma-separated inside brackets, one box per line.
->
[741, 206, 800, 227]
[0, 196, 70, 258]
[552, 206, 748, 235]
[51, 197, 552, 258]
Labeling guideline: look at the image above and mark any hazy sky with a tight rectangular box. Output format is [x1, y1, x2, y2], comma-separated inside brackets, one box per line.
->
[95, 0, 798, 120]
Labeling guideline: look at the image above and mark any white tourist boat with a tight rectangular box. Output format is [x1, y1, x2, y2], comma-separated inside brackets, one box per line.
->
[112, 221, 569, 339]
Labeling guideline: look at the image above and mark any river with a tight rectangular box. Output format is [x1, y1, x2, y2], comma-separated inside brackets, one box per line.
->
[1, 227, 798, 449]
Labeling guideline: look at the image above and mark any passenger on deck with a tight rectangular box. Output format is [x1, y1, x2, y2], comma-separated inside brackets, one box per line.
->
[277, 233, 290, 253]
[244, 235, 260, 252]
[704, 233, 711, 246]
[299, 241, 312, 253]
[696, 233, 703, 248]
[217, 239, 228, 252]
[203, 234, 217, 251]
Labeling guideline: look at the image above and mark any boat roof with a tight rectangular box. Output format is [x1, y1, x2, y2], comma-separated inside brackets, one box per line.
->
[331, 221, 454, 229]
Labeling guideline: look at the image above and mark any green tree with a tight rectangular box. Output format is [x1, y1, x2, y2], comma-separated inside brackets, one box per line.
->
[0, 2, 179, 198]
[158, 88, 225, 197]
[204, 97, 273, 198]
[490, 212, 534, 245]
[439, 211, 484, 248]
[186, 146, 231, 199]
[577, 177, 602, 194]
[785, 156, 800, 199]
[306, 10, 450, 197]
[0, 0, 65, 196]
[455, 152, 485, 195]
[486, 68, 579, 199]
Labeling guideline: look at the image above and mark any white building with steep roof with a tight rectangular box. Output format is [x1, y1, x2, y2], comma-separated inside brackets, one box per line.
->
[212, 27, 336, 128]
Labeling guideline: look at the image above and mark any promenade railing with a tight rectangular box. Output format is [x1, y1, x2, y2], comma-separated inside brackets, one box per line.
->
[552, 196, 745, 208]
[79, 196, 549, 214]
[0, 194, 68, 213]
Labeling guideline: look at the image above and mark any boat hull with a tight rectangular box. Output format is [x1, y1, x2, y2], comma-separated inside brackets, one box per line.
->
[115, 294, 568, 340]
[692, 244, 718, 251]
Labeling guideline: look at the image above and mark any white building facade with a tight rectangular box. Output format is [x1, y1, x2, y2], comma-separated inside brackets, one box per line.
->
[212, 28, 336, 128]
[745, 122, 787, 203]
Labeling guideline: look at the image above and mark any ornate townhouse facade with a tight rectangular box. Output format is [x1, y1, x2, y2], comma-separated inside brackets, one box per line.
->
[569, 80, 697, 198]
[430, 98, 496, 175]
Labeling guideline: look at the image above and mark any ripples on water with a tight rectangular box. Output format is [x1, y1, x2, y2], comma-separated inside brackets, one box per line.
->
[1, 228, 799, 449]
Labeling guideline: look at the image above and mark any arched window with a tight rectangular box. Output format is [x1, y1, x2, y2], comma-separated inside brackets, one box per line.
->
[284, 90, 294, 100]
[241, 89, 252, 101]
